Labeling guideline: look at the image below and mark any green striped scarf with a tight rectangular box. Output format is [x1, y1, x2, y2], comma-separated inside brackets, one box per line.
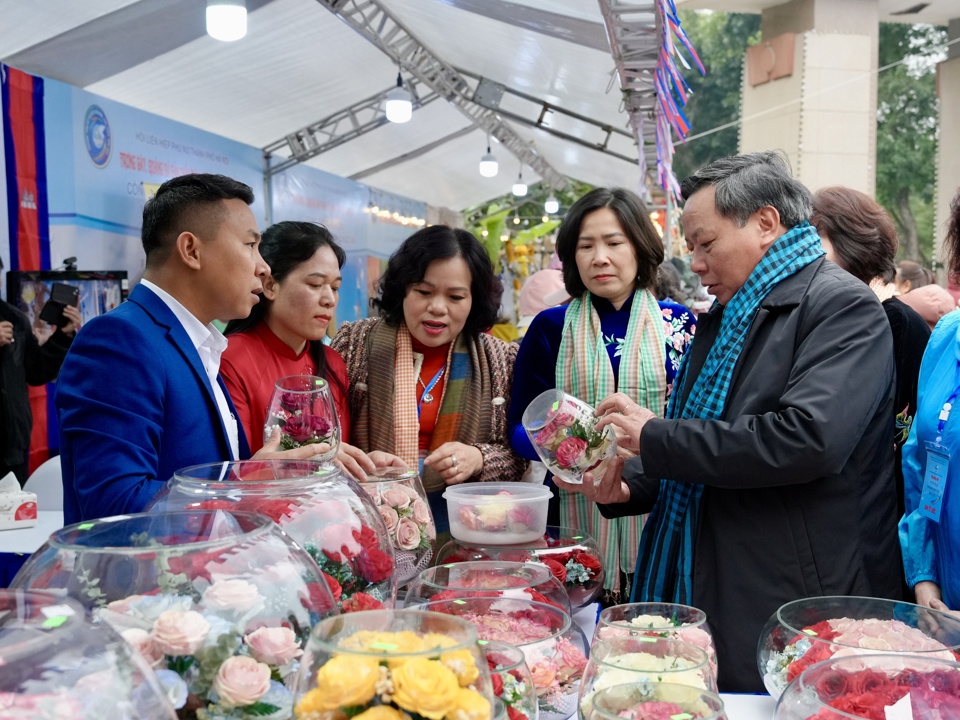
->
[556, 289, 666, 594]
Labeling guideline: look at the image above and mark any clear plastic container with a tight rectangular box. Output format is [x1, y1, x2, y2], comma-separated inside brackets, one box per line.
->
[444, 482, 551, 544]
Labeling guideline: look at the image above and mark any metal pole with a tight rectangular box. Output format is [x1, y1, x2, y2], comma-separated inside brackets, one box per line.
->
[262, 152, 273, 227]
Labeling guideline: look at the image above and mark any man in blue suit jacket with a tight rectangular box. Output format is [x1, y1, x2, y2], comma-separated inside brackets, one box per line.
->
[57, 174, 321, 523]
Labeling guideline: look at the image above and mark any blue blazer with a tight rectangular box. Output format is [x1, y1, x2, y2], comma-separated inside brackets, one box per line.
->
[56, 284, 251, 524]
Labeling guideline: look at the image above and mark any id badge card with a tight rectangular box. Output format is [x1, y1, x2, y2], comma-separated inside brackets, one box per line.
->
[920, 441, 948, 523]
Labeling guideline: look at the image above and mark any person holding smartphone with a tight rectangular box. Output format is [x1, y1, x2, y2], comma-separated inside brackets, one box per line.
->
[0, 257, 81, 485]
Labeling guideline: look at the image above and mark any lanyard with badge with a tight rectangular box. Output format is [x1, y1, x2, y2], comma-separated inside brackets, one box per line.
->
[920, 384, 959, 523]
[416, 367, 444, 476]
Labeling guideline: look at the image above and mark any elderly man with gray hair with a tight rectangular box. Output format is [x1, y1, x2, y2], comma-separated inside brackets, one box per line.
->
[557, 151, 902, 691]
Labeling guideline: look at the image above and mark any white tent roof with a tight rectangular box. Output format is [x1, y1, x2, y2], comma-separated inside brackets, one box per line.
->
[0, 0, 648, 210]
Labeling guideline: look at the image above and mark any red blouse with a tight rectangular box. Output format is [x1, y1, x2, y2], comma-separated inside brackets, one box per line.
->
[221, 323, 350, 453]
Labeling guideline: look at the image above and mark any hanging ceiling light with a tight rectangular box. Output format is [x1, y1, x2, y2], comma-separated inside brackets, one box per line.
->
[206, 0, 247, 41]
[479, 138, 498, 177]
[512, 166, 527, 197]
[544, 194, 560, 214]
[385, 72, 412, 123]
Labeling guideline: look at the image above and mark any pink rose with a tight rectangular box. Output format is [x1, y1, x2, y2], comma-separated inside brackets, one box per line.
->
[412, 499, 432, 525]
[507, 505, 538, 531]
[555, 437, 588, 468]
[555, 637, 587, 673]
[121, 628, 164, 668]
[458, 506, 481, 531]
[244, 627, 303, 666]
[212, 655, 271, 708]
[383, 488, 412, 510]
[202, 578, 262, 612]
[529, 658, 559, 690]
[150, 610, 210, 656]
[533, 426, 559, 446]
[379, 505, 400, 531]
[395, 517, 422, 550]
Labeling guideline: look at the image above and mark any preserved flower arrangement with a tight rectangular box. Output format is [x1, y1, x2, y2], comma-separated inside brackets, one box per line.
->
[482, 641, 539, 720]
[0, 590, 178, 720]
[579, 637, 718, 715]
[774, 653, 960, 720]
[12, 510, 340, 720]
[582, 682, 727, 720]
[264, 375, 339, 461]
[424, 596, 588, 720]
[758, 596, 960, 698]
[522, 390, 616, 485]
[404, 561, 571, 612]
[150, 460, 397, 613]
[436, 526, 604, 608]
[293, 609, 494, 720]
[360, 468, 437, 586]
[593, 602, 717, 676]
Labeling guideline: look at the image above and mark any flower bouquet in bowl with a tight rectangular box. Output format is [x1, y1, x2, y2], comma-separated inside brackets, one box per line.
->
[522, 389, 616, 485]
[774, 653, 960, 720]
[424, 596, 589, 720]
[264, 375, 340, 460]
[404, 560, 571, 613]
[0, 589, 178, 720]
[150, 460, 398, 613]
[12, 510, 341, 720]
[482, 641, 539, 720]
[583, 682, 727, 720]
[293, 608, 495, 720]
[594, 602, 717, 677]
[579, 637, 718, 716]
[758, 596, 960, 699]
[360, 468, 437, 586]
[436, 526, 605, 608]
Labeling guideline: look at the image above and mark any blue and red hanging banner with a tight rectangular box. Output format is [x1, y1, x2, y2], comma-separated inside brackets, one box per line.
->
[2, 64, 53, 474]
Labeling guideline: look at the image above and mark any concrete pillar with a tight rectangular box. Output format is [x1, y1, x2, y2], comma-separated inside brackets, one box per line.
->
[739, 0, 878, 195]
[935, 18, 960, 277]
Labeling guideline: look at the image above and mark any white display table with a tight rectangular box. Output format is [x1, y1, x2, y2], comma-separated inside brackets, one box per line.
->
[0, 510, 63, 554]
[721, 693, 776, 719]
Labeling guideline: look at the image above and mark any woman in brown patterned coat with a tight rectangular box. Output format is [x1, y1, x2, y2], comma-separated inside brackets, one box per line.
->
[332, 225, 527, 532]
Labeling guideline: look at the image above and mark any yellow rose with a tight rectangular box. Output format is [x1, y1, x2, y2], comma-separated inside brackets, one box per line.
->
[311, 655, 379, 710]
[447, 688, 492, 720]
[421, 633, 458, 650]
[392, 658, 460, 720]
[294, 689, 348, 720]
[440, 649, 480, 687]
[353, 708, 410, 720]
[340, 631, 425, 656]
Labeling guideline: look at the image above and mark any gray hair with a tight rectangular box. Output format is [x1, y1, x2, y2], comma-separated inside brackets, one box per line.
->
[680, 151, 812, 228]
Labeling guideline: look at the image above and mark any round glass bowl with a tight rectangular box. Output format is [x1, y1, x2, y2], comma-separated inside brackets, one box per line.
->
[583, 682, 727, 720]
[436, 525, 604, 608]
[404, 560, 571, 613]
[149, 460, 397, 611]
[359, 467, 437, 586]
[424, 596, 588, 720]
[774, 653, 960, 720]
[444, 482, 551, 544]
[292, 608, 495, 720]
[594, 602, 717, 676]
[12, 510, 340, 719]
[482, 640, 539, 720]
[521, 389, 617, 485]
[758, 595, 960, 698]
[0, 590, 177, 720]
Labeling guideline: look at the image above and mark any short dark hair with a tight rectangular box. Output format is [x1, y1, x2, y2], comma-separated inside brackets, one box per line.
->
[372, 225, 502, 337]
[680, 151, 812, 229]
[811, 186, 898, 284]
[897, 260, 932, 289]
[555, 187, 664, 297]
[226, 221, 346, 397]
[948, 189, 960, 281]
[141, 173, 254, 266]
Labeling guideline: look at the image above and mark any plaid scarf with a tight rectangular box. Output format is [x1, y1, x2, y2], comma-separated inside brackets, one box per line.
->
[634, 222, 825, 603]
[357, 320, 489, 493]
[557, 288, 666, 594]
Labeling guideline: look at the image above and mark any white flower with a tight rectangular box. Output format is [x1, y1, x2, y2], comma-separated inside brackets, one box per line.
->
[153, 669, 188, 709]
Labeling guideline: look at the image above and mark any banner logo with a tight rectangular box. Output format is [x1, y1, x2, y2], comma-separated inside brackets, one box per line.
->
[84, 104, 111, 167]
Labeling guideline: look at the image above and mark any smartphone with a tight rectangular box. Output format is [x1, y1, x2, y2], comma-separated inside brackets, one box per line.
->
[38, 283, 80, 327]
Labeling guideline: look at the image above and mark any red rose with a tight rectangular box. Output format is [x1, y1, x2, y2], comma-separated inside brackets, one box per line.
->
[929, 669, 960, 696]
[555, 437, 588, 468]
[573, 550, 602, 578]
[352, 525, 381, 550]
[506, 706, 527, 720]
[166, 549, 224, 582]
[282, 414, 316, 443]
[310, 414, 332, 436]
[542, 558, 567, 583]
[341, 592, 385, 612]
[787, 641, 834, 682]
[355, 547, 393, 583]
[816, 669, 851, 701]
[322, 572, 342, 602]
[303, 581, 336, 614]
[525, 589, 565, 611]
[491, 672, 504, 697]
[238, 498, 298, 524]
[848, 670, 892, 696]
[548, 551, 572, 566]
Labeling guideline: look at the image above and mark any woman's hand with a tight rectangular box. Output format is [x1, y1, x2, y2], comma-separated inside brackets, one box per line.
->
[915, 581, 943, 608]
[253, 426, 335, 461]
[930, 598, 960, 619]
[61, 305, 82, 336]
[334, 442, 378, 481]
[595, 392, 656, 452]
[424, 441, 483, 485]
[368, 451, 407, 470]
[553, 456, 630, 505]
